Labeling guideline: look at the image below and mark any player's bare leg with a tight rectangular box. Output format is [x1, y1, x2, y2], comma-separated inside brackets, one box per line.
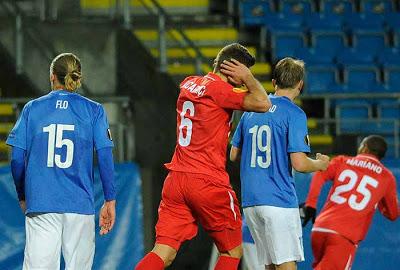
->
[214, 244, 243, 270]
[135, 243, 177, 270]
[268, 262, 296, 270]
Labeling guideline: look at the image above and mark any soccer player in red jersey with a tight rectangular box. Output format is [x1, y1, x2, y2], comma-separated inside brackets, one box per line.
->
[301, 135, 399, 270]
[135, 43, 271, 270]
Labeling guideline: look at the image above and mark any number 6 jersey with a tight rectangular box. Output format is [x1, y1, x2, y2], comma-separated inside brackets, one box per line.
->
[165, 72, 246, 186]
[306, 154, 399, 244]
[6, 90, 113, 214]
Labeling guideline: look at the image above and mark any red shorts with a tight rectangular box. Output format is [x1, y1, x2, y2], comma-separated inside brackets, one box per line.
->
[155, 171, 242, 252]
[311, 231, 357, 270]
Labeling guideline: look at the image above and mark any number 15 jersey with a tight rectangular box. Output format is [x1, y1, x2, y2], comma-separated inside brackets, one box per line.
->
[7, 90, 113, 214]
[306, 154, 399, 244]
[165, 72, 246, 186]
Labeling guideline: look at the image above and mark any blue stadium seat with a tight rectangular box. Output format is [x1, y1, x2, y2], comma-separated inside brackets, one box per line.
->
[306, 65, 338, 93]
[294, 47, 335, 65]
[385, 13, 400, 30]
[271, 32, 306, 60]
[240, 0, 274, 26]
[266, 13, 304, 31]
[343, 65, 380, 92]
[280, 0, 314, 15]
[394, 29, 400, 48]
[337, 48, 375, 65]
[305, 13, 343, 31]
[383, 136, 397, 158]
[311, 31, 347, 55]
[353, 31, 387, 55]
[384, 67, 400, 92]
[378, 48, 400, 67]
[335, 101, 372, 133]
[345, 13, 385, 31]
[378, 103, 400, 118]
[360, 0, 394, 14]
[320, 1, 354, 15]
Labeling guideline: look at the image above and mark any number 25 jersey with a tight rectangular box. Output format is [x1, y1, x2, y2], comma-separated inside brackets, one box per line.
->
[165, 72, 245, 186]
[7, 90, 113, 214]
[306, 154, 399, 244]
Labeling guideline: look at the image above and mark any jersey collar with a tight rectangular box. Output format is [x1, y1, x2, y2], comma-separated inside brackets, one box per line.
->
[205, 72, 222, 81]
[356, 154, 380, 163]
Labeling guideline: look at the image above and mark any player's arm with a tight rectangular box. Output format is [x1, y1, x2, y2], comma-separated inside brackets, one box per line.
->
[290, 153, 330, 173]
[301, 157, 340, 226]
[10, 146, 26, 213]
[230, 114, 244, 162]
[378, 175, 399, 221]
[97, 147, 117, 235]
[220, 59, 271, 112]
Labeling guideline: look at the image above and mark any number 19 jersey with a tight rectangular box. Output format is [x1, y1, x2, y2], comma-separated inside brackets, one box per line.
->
[165, 72, 246, 185]
[6, 90, 113, 214]
[306, 154, 399, 244]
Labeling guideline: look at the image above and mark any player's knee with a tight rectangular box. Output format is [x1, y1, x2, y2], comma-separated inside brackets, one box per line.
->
[221, 244, 243, 259]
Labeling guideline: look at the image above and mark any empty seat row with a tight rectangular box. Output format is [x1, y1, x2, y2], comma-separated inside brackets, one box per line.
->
[241, 0, 399, 19]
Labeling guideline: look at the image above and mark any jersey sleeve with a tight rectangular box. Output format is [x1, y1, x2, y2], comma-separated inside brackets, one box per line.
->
[306, 156, 342, 208]
[210, 81, 246, 110]
[378, 173, 399, 221]
[231, 114, 245, 148]
[287, 109, 311, 153]
[93, 104, 114, 150]
[6, 102, 31, 150]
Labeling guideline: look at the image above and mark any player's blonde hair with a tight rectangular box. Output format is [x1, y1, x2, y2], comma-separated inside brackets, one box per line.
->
[273, 57, 305, 89]
[50, 53, 82, 92]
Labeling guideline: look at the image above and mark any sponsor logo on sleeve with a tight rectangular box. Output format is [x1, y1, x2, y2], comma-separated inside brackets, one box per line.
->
[107, 129, 113, 141]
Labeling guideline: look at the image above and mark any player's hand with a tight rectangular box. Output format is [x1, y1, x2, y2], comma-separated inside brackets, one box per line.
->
[299, 203, 316, 227]
[99, 200, 116, 235]
[316, 153, 330, 171]
[19, 200, 26, 214]
[220, 59, 253, 85]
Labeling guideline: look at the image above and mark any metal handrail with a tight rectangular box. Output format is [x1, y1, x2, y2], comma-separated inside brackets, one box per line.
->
[0, 1, 93, 95]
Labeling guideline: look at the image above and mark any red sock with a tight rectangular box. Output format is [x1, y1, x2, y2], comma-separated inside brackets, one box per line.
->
[135, 252, 164, 270]
[214, 256, 240, 270]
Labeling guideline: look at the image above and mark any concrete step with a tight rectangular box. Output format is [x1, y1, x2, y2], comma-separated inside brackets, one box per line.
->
[150, 46, 257, 59]
[0, 104, 14, 116]
[167, 62, 271, 76]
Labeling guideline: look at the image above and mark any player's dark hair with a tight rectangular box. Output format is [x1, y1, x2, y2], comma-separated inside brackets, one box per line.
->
[50, 53, 82, 92]
[364, 135, 387, 160]
[214, 43, 255, 73]
[273, 57, 305, 89]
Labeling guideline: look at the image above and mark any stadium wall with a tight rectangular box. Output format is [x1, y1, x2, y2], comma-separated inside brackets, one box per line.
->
[0, 162, 143, 270]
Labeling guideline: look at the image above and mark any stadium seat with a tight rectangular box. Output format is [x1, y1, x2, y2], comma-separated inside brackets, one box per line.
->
[320, 0, 354, 15]
[385, 13, 400, 30]
[360, 0, 394, 14]
[280, 0, 314, 15]
[240, 0, 274, 26]
[294, 47, 335, 65]
[266, 13, 304, 31]
[311, 31, 347, 55]
[306, 65, 338, 93]
[377, 47, 400, 67]
[335, 101, 372, 133]
[271, 31, 306, 60]
[337, 48, 375, 65]
[305, 13, 343, 31]
[378, 102, 400, 118]
[394, 29, 400, 48]
[343, 65, 380, 92]
[353, 31, 387, 55]
[384, 67, 400, 92]
[345, 13, 385, 31]
[383, 136, 397, 158]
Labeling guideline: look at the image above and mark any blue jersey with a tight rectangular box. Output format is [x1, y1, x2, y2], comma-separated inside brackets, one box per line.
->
[232, 95, 310, 208]
[6, 90, 114, 214]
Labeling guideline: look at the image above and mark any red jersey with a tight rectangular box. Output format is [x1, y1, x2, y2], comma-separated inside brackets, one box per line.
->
[165, 72, 246, 185]
[306, 154, 399, 244]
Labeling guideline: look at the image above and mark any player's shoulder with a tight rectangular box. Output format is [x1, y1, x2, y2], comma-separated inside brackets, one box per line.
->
[332, 155, 350, 164]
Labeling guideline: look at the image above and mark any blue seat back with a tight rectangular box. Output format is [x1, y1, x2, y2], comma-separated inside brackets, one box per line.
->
[378, 104, 400, 118]
[385, 13, 400, 29]
[385, 68, 400, 91]
[378, 48, 400, 67]
[272, 32, 305, 60]
[353, 32, 386, 54]
[240, 0, 273, 26]
[295, 47, 335, 65]
[266, 13, 304, 31]
[305, 13, 343, 31]
[312, 32, 346, 55]
[306, 67, 337, 93]
[344, 66, 379, 90]
[337, 48, 375, 65]
[321, 1, 354, 15]
[345, 13, 385, 31]
[281, 1, 313, 15]
[360, 0, 394, 14]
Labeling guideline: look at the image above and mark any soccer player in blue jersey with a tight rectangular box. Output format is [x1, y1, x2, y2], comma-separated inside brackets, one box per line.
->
[7, 53, 116, 270]
[230, 58, 330, 270]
